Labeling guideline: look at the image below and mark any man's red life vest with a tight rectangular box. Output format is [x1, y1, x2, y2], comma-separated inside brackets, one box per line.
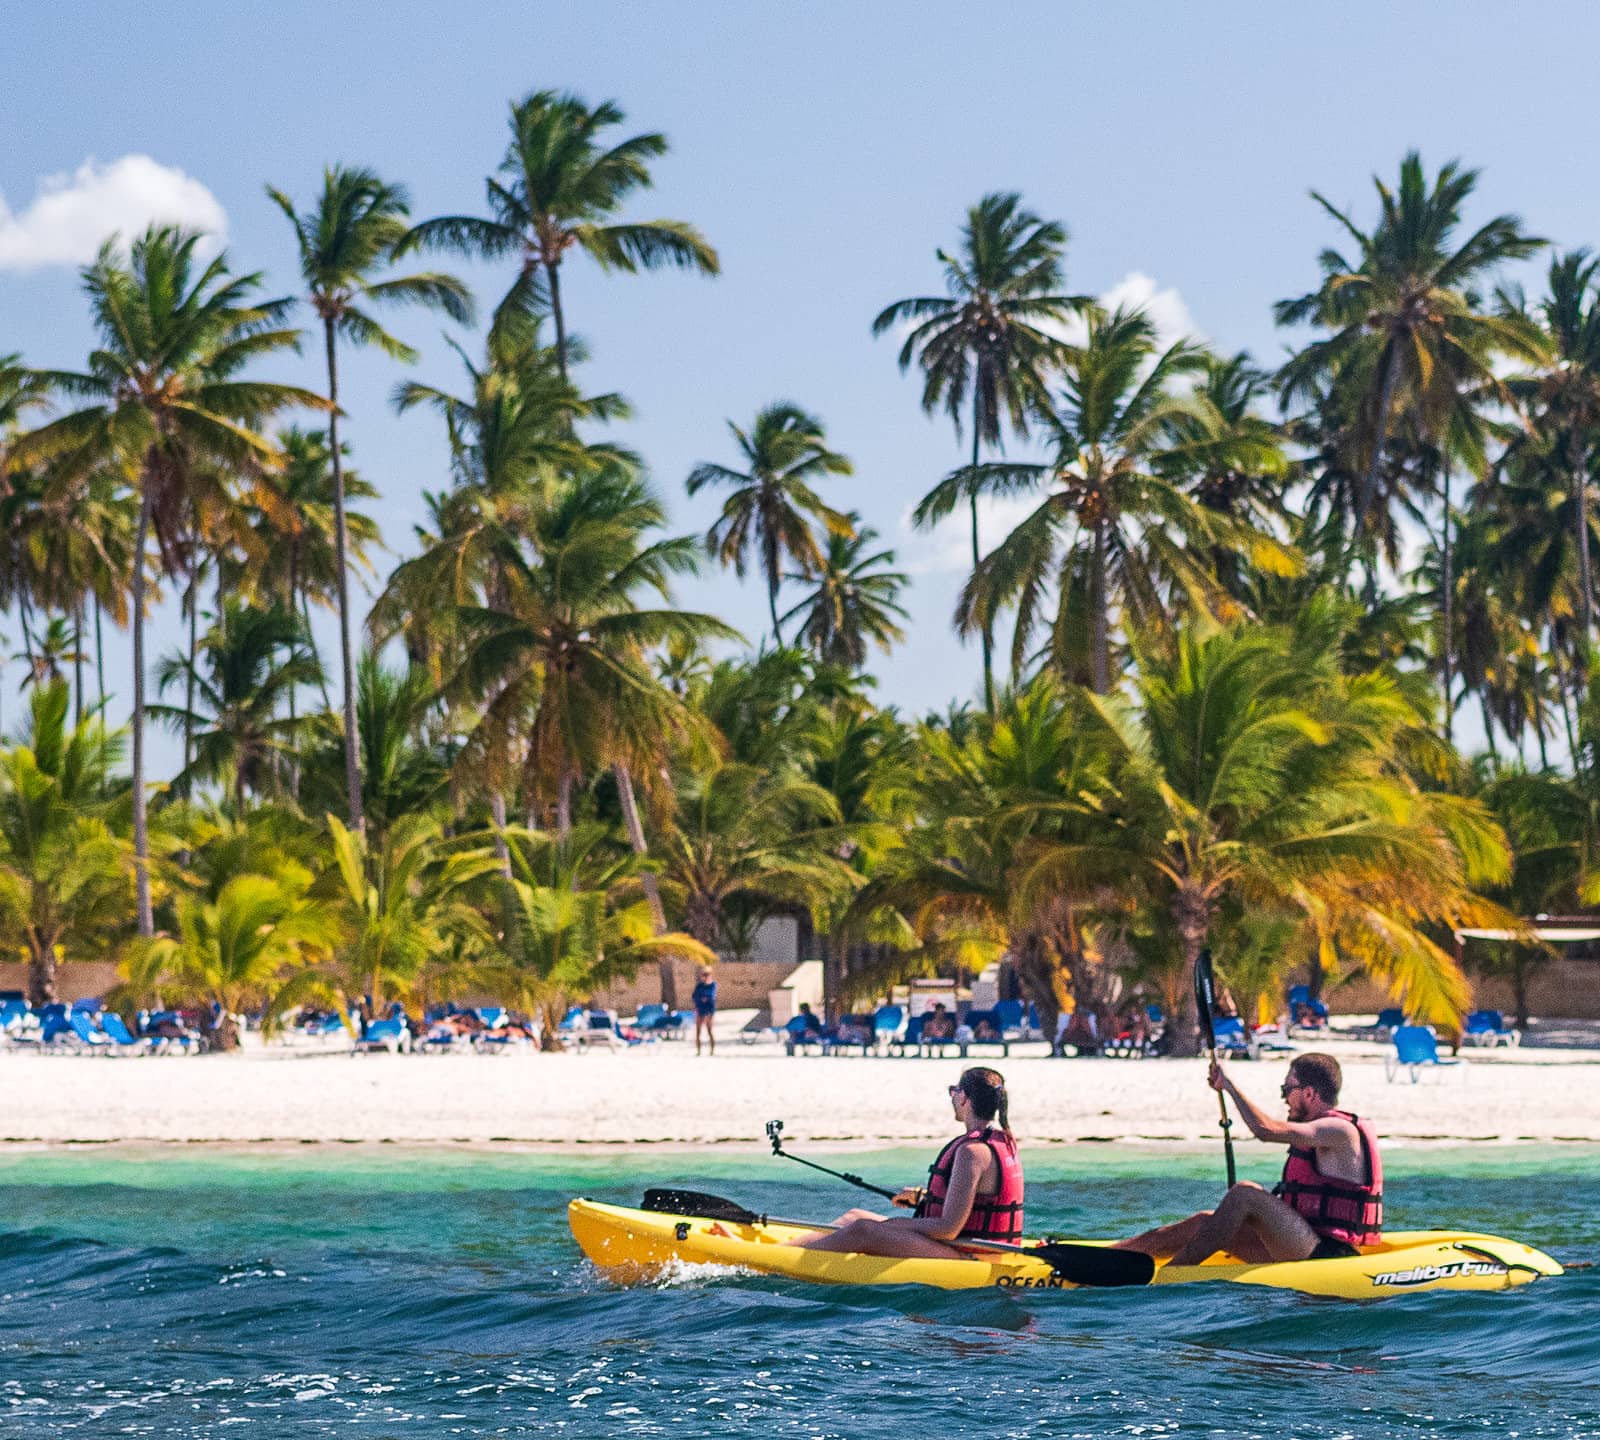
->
[916, 1127, 1025, 1241]
[1272, 1109, 1384, 1247]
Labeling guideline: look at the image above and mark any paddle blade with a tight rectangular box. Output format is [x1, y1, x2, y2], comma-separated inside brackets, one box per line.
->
[641, 1188, 758, 1224]
[1193, 947, 1217, 1050]
[1033, 1242, 1155, 1287]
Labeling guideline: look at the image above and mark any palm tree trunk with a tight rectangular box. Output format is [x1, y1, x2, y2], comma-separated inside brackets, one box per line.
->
[614, 762, 666, 931]
[1169, 883, 1207, 1058]
[94, 593, 105, 712]
[17, 589, 36, 673]
[970, 394, 994, 714]
[556, 768, 573, 840]
[131, 484, 154, 938]
[490, 790, 511, 875]
[72, 598, 85, 728]
[768, 570, 784, 648]
[546, 261, 568, 382]
[323, 318, 364, 831]
[1575, 441, 1593, 673]
[1440, 460, 1453, 745]
[1480, 690, 1500, 764]
[26, 935, 57, 1009]
[1090, 517, 1110, 694]
[182, 572, 197, 786]
[1354, 344, 1403, 544]
[1551, 613, 1579, 773]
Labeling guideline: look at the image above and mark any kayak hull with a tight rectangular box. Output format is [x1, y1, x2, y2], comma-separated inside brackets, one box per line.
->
[568, 1199, 1563, 1298]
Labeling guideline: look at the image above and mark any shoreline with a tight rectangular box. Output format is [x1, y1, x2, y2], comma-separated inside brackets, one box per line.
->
[7, 1046, 1600, 1148]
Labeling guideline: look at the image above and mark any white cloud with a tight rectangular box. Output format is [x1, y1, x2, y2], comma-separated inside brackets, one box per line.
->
[0, 155, 227, 272]
[1058, 270, 1203, 349]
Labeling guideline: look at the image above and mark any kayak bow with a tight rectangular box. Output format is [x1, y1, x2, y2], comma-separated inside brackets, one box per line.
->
[568, 1198, 1564, 1298]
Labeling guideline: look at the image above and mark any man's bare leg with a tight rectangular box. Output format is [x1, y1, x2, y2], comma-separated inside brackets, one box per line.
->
[1114, 1212, 1213, 1258]
[1168, 1184, 1321, 1267]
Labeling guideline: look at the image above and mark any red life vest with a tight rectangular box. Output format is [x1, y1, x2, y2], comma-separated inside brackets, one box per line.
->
[1273, 1109, 1384, 1247]
[917, 1127, 1025, 1241]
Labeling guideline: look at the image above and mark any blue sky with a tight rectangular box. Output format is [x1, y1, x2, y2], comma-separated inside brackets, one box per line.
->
[4, 2, 1595, 769]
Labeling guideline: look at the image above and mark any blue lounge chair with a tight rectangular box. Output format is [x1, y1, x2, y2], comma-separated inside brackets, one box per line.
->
[962, 1008, 1010, 1056]
[824, 1013, 875, 1055]
[0, 999, 36, 1046]
[1373, 1007, 1405, 1038]
[98, 1012, 148, 1055]
[1463, 1009, 1521, 1048]
[871, 1004, 906, 1053]
[782, 1015, 826, 1055]
[354, 1017, 411, 1054]
[634, 1003, 669, 1031]
[476, 1006, 508, 1030]
[993, 999, 1026, 1043]
[1211, 1015, 1251, 1057]
[134, 1010, 198, 1054]
[44, 1011, 113, 1053]
[891, 1013, 925, 1056]
[1385, 1025, 1466, 1083]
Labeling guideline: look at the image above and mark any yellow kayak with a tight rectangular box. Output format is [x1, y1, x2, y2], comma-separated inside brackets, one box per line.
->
[569, 1198, 1563, 1299]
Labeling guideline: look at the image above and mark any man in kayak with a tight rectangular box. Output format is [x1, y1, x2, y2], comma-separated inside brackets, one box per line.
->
[792, 1067, 1024, 1259]
[1116, 1052, 1383, 1266]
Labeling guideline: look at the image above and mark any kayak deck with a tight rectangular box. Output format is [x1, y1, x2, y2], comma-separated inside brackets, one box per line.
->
[569, 1198, 1563, 1298]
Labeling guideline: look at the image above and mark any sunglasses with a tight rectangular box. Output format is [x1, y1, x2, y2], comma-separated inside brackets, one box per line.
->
[1280, 1080, 1306, 1097]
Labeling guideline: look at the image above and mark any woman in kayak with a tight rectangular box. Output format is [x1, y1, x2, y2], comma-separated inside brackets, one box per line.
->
[793, 1067, 1024, 1258]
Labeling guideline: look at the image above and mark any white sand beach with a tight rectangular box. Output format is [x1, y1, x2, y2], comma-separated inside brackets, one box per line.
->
[5, 1031, 1600, 1149]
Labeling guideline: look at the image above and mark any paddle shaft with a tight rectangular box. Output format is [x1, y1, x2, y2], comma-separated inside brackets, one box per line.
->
[1193, 948, 1238, 1188]
[1210, 1042, 1238, 1187]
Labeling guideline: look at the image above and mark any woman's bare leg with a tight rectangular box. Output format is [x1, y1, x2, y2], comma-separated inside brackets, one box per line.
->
[793, 1217, 966, 1259]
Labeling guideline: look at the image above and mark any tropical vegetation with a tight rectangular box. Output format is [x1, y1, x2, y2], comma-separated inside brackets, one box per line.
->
[4, 110, 1596, 1044]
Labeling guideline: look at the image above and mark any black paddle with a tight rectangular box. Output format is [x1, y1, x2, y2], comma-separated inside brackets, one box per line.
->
[1194, 947, 1238, 1187]
[765, 1118, 899, 1201]
[640, 1187, 1154, 1287]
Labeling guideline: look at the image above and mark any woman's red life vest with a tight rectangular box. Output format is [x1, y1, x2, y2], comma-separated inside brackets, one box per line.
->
[1272, 1109, 1384, 1246]
[916, 1127, 1025, 1241]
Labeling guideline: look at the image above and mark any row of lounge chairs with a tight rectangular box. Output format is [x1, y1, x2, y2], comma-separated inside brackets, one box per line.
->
[779, 1002, 1044, 1057]
[1, 999, 201, 1055]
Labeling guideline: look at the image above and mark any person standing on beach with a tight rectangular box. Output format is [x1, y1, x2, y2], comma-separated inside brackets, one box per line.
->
[1115, 1053, 1383, 1266]
[792, 1068, 1023, 1258]
[691, 966, 717, 1055]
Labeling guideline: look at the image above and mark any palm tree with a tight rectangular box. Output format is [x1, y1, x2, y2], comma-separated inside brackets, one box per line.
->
[779, 514, 910, 669]
[0, 681, 131, 1005]
[1167, 352, 1292, 599]
[444, 466, 738, 840]
[1501, 251, 1600, 656]
[654, 757, 848, 949]
[136, 865, 338, 1049]
[268, 165, 473, 831]
[293, 813, 500, 1026]
[943, 304, 1294, 692]
[874, 193, 1083, 710]
[1031, 615, 1514, 1052]
[1276, 152, 1544, 572]
[14, 225, 323, 936]
[478, 823, 714, 1041]
[687, 402, 854, 644]
[401, 89, 719, 377]
[248, 426, 380, 695]
[151, 599, 323, 807]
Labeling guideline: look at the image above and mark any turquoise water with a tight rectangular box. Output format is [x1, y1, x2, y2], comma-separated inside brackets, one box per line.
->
[1, 1145, 1597, 1437]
